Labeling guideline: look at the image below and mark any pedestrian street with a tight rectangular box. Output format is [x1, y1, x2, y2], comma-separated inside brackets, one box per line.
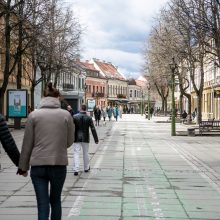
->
[1, 114, 220, 219]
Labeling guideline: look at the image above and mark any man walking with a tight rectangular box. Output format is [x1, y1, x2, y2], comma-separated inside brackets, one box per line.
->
[73, 104, 99, 176]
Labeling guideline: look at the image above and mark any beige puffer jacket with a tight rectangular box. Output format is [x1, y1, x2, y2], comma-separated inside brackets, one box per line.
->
[19, 97, 75, 171]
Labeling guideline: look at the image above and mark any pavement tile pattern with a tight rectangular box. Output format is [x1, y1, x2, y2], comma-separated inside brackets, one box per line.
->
[1, 115, 220, 219]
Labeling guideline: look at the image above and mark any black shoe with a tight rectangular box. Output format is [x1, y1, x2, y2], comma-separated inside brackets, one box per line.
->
[74, 172, 78, 176]
[84, 167, 90, 172]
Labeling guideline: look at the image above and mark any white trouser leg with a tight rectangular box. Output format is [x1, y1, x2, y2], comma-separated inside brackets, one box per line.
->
[81, 142, 90, 171]
[73, 143, 81, 172]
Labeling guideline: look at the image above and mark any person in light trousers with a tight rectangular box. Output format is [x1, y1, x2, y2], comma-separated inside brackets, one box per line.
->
[73, 104, 99, 176]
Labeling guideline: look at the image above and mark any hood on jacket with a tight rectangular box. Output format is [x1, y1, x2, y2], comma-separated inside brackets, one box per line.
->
[39, 97, 61, 109]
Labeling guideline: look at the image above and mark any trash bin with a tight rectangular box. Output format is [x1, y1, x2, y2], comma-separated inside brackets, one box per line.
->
[187, 128, 195, 136]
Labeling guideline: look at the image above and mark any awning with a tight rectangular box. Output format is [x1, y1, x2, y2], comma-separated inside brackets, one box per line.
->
[107, 98, 129, 103]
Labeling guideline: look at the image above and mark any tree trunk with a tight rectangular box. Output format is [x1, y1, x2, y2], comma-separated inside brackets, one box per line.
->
[164, 97, 168, 115]
[30, 85, 35, 111]
[185, 94, 192, 123]
[180, 94, 183, 114]
[0, 1, 11, 114]
[14, 0, 24, 129]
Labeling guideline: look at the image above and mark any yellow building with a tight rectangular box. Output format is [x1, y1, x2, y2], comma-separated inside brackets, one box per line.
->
[0, 9, 33, 116]
[180, 56, 220, 120]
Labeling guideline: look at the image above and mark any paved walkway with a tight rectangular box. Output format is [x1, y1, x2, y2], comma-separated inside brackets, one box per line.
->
[1, 114, 220, 219]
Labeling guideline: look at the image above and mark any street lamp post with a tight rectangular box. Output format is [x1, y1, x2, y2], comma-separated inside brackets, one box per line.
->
[84, 83, 87, 105]
[169, 58, 177, 136]
[147, 86, 150, 120]
[141, 90, 143, 116]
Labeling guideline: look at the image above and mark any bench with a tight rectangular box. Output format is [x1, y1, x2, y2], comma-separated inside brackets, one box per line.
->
[169, 113, 187, 123]
[199, 119, 220, 135]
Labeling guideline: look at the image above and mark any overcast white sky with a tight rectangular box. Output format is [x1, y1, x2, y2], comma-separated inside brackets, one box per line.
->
[64, 0, 169, 78]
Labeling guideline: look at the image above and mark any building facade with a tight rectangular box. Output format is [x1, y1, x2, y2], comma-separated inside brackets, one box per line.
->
[91, 58, 128, 107]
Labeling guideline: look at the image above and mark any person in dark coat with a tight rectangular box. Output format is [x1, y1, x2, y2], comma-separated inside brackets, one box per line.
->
[181, 110, 188, 119]
[73, 104, 99, 176]
[0, 114, 20, 166]
[94, 106, 101, 126]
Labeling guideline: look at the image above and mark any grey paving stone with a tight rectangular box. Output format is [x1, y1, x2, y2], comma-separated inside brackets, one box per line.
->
[1, 115, 220, 220]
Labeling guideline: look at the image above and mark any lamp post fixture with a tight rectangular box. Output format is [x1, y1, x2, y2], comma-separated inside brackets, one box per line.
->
[141, 90, 143, 116]
[169, 57, 178, 136]
[147, 85, 150, 120]
[84, 83, 87, 105]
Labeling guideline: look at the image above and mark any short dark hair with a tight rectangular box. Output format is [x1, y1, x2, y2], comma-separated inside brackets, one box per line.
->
[81, 104, 86, 111]
[44, 82, 60, 98]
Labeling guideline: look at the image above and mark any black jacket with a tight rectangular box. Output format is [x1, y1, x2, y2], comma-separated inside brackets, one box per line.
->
[0, 114, 20, 166]
[73, 112, 98, 143]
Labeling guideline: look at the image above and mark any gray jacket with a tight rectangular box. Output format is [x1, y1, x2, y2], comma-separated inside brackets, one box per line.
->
[19, 97, 75, 171]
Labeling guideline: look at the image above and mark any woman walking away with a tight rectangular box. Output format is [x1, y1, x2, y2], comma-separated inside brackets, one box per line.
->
[107, 106, 113, 121]
[17, 82, 75, 220]
[101, 106, 107, 122]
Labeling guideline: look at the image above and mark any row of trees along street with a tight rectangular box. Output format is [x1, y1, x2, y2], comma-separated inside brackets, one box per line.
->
[0, 0, 81, 113]
[143, 0, 220, 123]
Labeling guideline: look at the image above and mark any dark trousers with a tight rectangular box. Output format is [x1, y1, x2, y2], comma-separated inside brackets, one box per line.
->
[31, 166, 67, 220]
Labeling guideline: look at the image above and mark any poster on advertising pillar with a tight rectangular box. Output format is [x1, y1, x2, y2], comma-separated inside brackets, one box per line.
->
[87, 99, 96, 112]
[7, 89, 28, 118]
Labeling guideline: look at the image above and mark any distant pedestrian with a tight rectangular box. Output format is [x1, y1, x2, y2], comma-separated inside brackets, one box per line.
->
[107, 106, 113, 121]
[114, 106, 119, 121]
[18, 82, 75, 220]
[27, 105, 31, 114]
[101, 106, 107, 121]
[94, 106, 101, 126]
[119, 105, 123, 118]
[150, 107, 154, 118]
[181, 110, 187, 119]
[0, 114, 20, 167]
[73, 104, 99, 176]
[67, 105, 74, 116]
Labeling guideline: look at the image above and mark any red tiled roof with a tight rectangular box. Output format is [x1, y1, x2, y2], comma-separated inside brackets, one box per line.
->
[135, 80, 146, 87]
[76, 60, 99, 72]
[94, 60, 125, 80]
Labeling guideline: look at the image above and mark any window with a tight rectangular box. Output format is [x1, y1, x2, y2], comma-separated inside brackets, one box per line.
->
[130, 90, 132, 98]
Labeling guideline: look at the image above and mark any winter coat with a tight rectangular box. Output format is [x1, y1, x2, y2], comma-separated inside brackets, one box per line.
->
[107, 107, 113, 118]
[19, 97, 75, 171]
[94, 108, 101, 120]
[0, 114, 20, 166]
[73, 112, 98, 143]
[101, 108, 107, 118]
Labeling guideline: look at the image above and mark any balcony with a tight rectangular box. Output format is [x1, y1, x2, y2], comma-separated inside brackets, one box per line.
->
[92, 92, 105, 97]
[63, 83, 74, 90]
[117, 94, 127, 99]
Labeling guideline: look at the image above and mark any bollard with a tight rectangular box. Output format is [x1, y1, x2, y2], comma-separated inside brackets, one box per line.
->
[187, 128, 195, 137]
